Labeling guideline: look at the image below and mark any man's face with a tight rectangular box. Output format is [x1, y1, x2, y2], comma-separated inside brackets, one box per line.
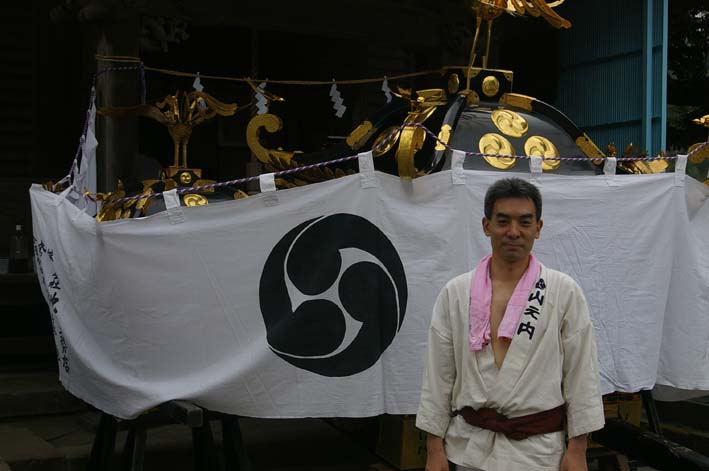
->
[482, 197, 543, 263]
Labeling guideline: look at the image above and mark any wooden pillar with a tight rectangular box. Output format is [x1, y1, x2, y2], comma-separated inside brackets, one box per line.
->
[95, 16, 140, 192]
[246, 28, 262, 194]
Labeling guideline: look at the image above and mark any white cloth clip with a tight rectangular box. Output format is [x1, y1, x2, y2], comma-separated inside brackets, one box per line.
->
[358, 151, 377, 189]
[451, 150, 465, 186]
[163, 189, 185, 225]
[259, 173, 279, 206]
[603, 157, 618, 186]
[529, 156, 543, 186]
[675, 155, 687, 187]
[259, 173, 277, 193]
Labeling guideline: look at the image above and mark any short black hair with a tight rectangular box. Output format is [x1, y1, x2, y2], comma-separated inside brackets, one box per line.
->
[484, 177, 542, 220]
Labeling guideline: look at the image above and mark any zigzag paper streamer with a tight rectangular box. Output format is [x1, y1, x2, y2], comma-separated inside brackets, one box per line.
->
[192, 73, 204, 92]
[382, 76, 392, 103]
[329, 81, 346, 118]
[192, 73, 207, 110]
[255, 82, 269, 115]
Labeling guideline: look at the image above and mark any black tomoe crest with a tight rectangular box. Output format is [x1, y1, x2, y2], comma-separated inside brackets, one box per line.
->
[259, 213, 408, 377]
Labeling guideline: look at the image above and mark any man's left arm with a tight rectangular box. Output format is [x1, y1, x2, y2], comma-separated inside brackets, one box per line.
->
[560, 434, 588, 471]
[559, 281, 606, 470]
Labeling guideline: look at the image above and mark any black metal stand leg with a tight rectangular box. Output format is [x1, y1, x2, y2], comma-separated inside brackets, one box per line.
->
[641, 390, 663, 437]
[192, 419, 218, 471]
[89, 412, 118, 471]
[222, 416, 251, 471]
[121, 424, 147, 471]
[121, 428, 135, 471]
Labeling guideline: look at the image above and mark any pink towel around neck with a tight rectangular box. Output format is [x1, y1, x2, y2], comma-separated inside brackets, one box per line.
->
[468, 254, 541, 351]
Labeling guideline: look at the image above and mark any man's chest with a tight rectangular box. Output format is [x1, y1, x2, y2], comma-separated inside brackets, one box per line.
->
[490, 282, 516, 334]
[490, 284, 516, 368]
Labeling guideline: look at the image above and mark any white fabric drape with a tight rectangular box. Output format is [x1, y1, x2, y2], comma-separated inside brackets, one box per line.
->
[30, 168, 709, 418]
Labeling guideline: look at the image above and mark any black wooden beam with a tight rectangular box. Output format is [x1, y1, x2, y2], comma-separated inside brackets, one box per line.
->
[158, 399, 203, 428]
[593, 419, 709, 471]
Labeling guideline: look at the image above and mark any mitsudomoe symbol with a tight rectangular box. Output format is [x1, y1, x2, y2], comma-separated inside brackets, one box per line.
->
[259, 213, 408, 377]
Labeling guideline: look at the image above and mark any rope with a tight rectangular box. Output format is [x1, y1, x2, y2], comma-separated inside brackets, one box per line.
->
[100, 123, 707, 206]
[95, 55, 473, 86]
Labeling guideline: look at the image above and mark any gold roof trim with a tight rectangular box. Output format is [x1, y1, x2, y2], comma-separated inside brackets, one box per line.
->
[346, 121, 374, 150]
[575, 134, 605, 165]
[499, 93, 534, 111]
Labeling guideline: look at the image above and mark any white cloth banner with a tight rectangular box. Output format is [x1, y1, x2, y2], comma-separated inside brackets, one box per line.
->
[63, 91, 98, 217]
[30, 170, 709, 419]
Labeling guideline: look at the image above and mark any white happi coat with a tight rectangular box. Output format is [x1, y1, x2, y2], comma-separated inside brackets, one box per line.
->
[416, 266, 605, 471]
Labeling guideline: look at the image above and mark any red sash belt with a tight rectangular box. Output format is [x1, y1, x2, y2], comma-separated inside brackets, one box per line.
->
[451, 405, 565, 440]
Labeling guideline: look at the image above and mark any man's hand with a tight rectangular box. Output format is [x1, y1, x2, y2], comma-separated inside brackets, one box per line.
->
[425, 434, 449, 471]
[560, 434, 588, 471]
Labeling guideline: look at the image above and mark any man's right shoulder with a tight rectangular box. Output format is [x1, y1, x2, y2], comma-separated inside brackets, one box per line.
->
[431, 271, 473, 331]
[440, 270, 473, 296]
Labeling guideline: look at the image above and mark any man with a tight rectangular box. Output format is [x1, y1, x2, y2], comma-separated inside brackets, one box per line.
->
[416, 177, 604, 471]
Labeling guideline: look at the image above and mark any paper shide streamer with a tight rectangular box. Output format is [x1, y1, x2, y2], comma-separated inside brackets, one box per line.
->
[256, 82, 269, 115]
[192, 73, 207, 110]
[382, 77, 392, 103]
[330, 80, 346, 118]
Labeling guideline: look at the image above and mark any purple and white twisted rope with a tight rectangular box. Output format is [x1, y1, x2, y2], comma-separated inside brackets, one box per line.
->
[107, 122, 410, 205]
[110, 153, 364, 204]
[104, 123, 708, 205]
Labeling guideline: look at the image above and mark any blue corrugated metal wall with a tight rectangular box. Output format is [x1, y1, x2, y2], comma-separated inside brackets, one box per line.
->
[556, 0, 667, 155]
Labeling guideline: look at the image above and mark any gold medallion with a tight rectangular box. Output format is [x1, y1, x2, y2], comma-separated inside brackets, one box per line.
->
[183, 194, 208, 206]
[525, 136, 560, 171]
[482, 76, 500, 97]
[491, 109, 529, 138]
[372, 126, 401, 157]
[479, 133, 516, 170]
[179, 172, 193, 185]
